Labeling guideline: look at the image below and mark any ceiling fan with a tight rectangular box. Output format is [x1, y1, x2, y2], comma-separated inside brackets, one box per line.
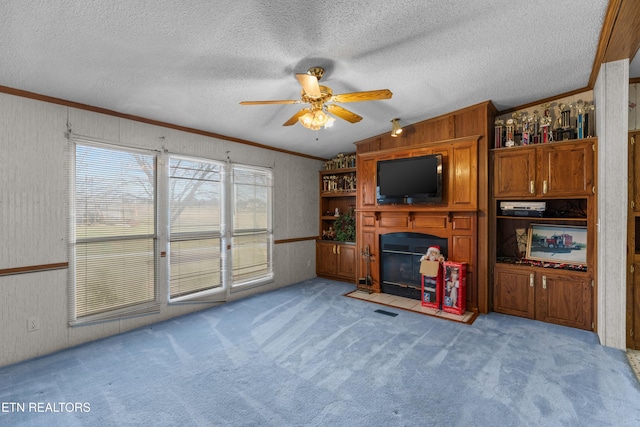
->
[239, 67, 392, 130]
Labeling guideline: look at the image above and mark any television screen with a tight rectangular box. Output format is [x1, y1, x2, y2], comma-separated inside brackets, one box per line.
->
[376, 154, 443, 204]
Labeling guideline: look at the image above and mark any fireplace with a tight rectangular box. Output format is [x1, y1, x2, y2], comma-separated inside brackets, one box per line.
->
[380, 232, 448, 300]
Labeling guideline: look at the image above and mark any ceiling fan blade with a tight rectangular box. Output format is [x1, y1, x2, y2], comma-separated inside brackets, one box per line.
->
[296, 73, 322, 98]
[331, 89, 393, 103]
[326, 104, 363, 123]
[240, 100, 300, 105]
[283, 109, 308, 126]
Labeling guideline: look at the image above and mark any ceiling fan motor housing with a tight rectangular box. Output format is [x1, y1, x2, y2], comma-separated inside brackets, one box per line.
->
[306, 67, 325, 81]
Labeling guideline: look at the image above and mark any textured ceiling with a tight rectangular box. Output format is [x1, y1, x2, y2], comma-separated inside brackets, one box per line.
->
[0, 0, 620, 159]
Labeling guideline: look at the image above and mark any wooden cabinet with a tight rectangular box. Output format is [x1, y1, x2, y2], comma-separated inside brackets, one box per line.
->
[536, 270, 593, 330]
[316, 241, 356, 282]
[628, 131, 640, 348]
[319, 166, 356, 238]
[539, 141, 595, 197]
[493, 265, 536, 319]
[491, 138, 596, 331]
[629, 262, 640, 349]
[493, 148, 536, 198]
[494, 264, 593, 330]
[493, 139, 595, 198]
[317, 158, 357, 283]
[358, 158, 377, 207]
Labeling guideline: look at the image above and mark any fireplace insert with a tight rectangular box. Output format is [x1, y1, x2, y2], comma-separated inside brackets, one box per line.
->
[380, 232, 448, 300]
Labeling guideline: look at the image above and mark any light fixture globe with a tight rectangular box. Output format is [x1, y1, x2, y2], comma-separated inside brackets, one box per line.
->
[299, 108, 332, 130]
[299, 111, 315, 128]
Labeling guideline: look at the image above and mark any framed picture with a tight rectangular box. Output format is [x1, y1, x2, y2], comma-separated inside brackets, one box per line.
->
[526, 224, 587, 265]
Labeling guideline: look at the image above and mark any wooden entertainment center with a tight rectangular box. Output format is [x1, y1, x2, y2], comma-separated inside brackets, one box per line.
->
[491, 138, 596, 330]
[317, 99, 597, 330]
[353, 101, 495, 314]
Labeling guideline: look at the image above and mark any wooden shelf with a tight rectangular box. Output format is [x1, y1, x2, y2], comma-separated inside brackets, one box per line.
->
[495, 259, 588, 273]
[490, 136, 597, 152]
[496, 216, 587, 222]
[320, 167, 356, 175]
[321, 191, 356, 198]
[318, 155, 357, 284]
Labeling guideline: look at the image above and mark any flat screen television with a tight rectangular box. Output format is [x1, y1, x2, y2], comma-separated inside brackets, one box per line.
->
[376, 154, 443, 205]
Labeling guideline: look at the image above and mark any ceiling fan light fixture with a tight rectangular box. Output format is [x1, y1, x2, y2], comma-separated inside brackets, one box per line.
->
[315, 109, 328, 124]
[324, 116, 336, 128]
[299, 111, 315, 128]
[298, 108, 332, 130]
[390, 118, 403, 137]
[241, 66, 392, 130]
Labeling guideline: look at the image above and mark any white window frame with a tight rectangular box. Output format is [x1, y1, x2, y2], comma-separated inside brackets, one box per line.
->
[68, 136, 160, 325]
[230, 164, 274, 290]
[68, 135, 275, 322]
[167, 155, 227, 303]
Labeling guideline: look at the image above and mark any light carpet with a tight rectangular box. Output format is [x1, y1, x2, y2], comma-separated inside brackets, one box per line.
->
[1, 278, 639, 426]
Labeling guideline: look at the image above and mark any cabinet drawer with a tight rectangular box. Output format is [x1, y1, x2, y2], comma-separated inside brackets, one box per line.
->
[413, 214, 447, 229]
[380, 213, 408, 228]
[362, 214, 376, 227]
[452, 216, 472, 230]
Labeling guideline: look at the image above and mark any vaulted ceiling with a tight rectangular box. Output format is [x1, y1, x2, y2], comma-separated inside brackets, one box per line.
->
[0, 0, 638, 159]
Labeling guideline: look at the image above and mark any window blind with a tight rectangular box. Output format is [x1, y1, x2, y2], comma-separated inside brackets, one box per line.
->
[168, 157, 224, 299]
[72, 142, 157, 321]
[231, 165, 273, 286]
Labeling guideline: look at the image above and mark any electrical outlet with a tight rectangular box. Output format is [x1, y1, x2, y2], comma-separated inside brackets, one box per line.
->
[27, 317, 40, 332]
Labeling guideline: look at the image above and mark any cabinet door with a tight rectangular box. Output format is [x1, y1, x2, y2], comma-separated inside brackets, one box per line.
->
[493, 149, 536, 197]
[536, 272, 593, 330]
[358, 158, 377, 206]
[631, 132, 640, 212]
[493, 266, 535, 319]
[316, 242, 337, 276]
[336, 244, 357, 281]
[629, 263, 640, 349]
[451, 141, 477, 207]
[540, 141, 594, 197]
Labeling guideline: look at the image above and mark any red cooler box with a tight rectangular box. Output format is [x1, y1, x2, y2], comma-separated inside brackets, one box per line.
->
[442, 262, 466, 315]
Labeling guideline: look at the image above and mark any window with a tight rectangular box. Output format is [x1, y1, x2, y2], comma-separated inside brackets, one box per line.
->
[72, 142, 157, 322]
[231, 165, 273, 286]
[168, 156, 224, 300]
[70, 136, 274, 321]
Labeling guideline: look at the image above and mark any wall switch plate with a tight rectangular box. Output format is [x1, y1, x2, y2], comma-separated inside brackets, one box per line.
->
[27, 317, 40, 332]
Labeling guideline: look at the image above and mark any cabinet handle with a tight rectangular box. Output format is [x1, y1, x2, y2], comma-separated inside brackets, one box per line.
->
[337, 245, 340, 255]
[543, 180, 548, 194]
[530, 273, 534, 287]
[333, 245, 337, 254]
[542, 275, 547, 289]
[530, 180, 535, 194]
